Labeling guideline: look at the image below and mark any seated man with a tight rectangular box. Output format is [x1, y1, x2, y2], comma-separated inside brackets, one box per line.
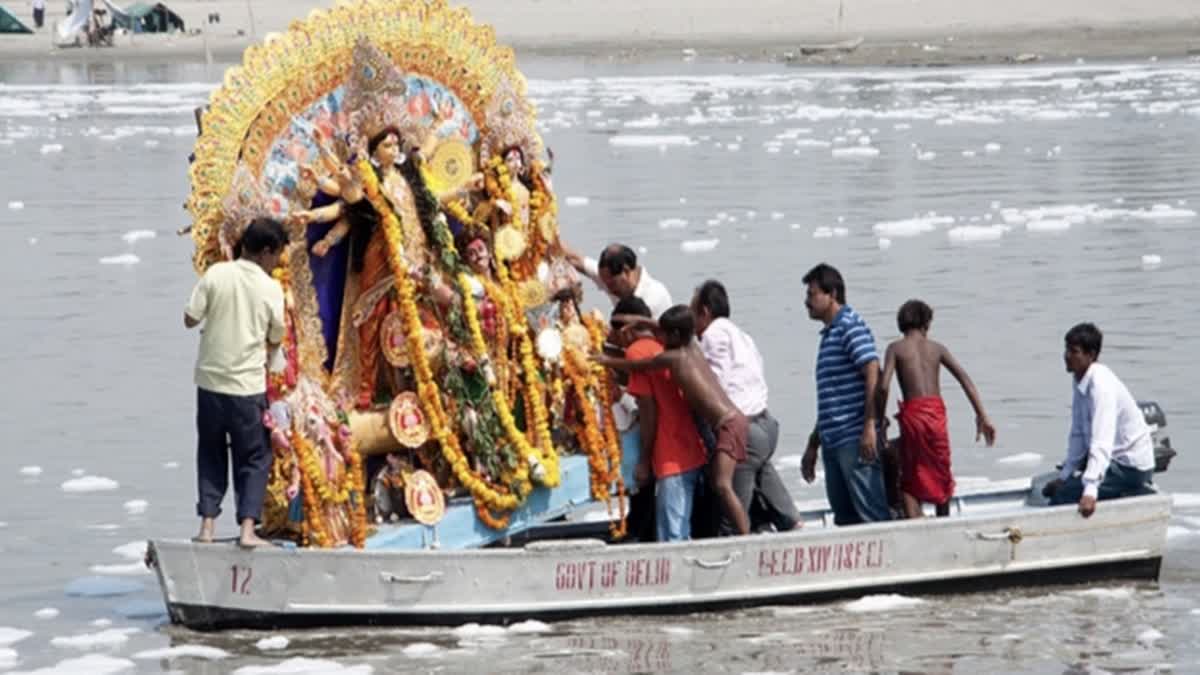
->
[1043, 323, 1156, 517]
[610, 297, 708, 542]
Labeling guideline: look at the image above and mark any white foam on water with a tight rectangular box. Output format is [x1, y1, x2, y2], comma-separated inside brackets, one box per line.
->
[88, 562, 149, 576]
[39, 143, 64, 154]
[50, 627, 140, 650]
[19, 466, 42, 477]
[1137, 628, 1164, 646]
[996, 452, 1042, 465]
[564, 196, 589, 207]
[962, 150, 977, 158]
[0, 648, 15, 668]
[916, 150, 936, 161]
[64, 576, 143, 598]
[894, 123, 912, 130]
[401, 642, 443, 658]
[143, 139, 159, 148]
[1067, 587, 1134, 600]
[637, 246, 648, 255]
[132, 645, 229, 660]
[113, 599, 165, 620]
[660, 626, 698, 636]
[608, 134, 693, 148]
[33, 608, 59, 620]
[985, 142, 1002, 153]
[507, 620, 551, 634]
[1025, 219, 1071, 233]
[1134, 204, 1197, 220]
[726, 143, 741, 151]
[1142, 254, 1163, 269]
[99, 254, 140, 266]
[680, 238, 719, 254]
[872, 215, 953, 238]
[832, 146, 879, 158]
[658, 218, 688, 229]
[256, 636, 289, 651]
[794, 139, 831, 148]
[85, 524, 121, 531]
[7, 201, 24, 210]
[0, 628, 32, 646]
[19, 654, 135, 674]
[122, 500, 148, 515]
[233, 657, 374, 674]
[1000, 633, 1022, 641]
[120, 230, 155, 244]
[163, 461, 179, 469]
[61, 476, 119, 492]
[843, 594, 926, 613]
[948, 225, 1007, 243]
[813, 227, 834, 239]
[90, 619, 112, 628]
[1172, 493, 1200, 509]
[451, 623, 507, 639]
[878, 238, 892, 250]
[113, 541, 145, 560]
[70, 468, 84, 477]
[1167, 526, 1194, 539]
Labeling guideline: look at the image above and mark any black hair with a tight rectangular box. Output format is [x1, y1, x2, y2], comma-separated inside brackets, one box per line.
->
[346, 127, 440, 273]
[695, 279, 730, 319]
[598, 244, 637, 276]
[801, 263, 846, 304]
[897, 299, 933, 333]
[611, 295, 652, 329]
[1065, 322, 1103, 357]
[239, 217, 288, 257]
[658, 305, 695, 343]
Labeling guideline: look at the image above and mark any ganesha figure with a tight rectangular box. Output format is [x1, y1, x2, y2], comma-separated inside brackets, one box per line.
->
[186, 4, 625, 546]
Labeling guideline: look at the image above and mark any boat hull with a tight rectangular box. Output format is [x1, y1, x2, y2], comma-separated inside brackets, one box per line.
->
[149, 489, 1170, 631]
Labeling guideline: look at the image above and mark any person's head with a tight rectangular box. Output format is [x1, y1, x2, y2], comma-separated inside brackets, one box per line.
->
[597, 244, 639, 298]
[897, 299, 933, 335]
[609, 295, 652, 348]
[503, 145, 525, 177]
[369, 126, 403, 167]
[239, 217, 289, 271]
[802, 263, 846, 323]
[454, 227, 493, 277]
[1064, 322, 1102, 379]
[691, 279, 730, 337]
[296, 164, 319, 202]
[658, 305, 695, 349]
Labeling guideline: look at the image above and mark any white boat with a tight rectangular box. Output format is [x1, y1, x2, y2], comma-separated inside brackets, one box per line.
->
[147, 475, 1170, 630]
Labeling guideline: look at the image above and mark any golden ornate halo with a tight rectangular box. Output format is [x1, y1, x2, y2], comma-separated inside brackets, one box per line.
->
[381, 312, 410, 367]
[425, 139, 476, 195]
[517, 278, 547, 308]
[493, 225, 526, 261]
[404, 469, 446, 525]
[388, 391, 430, 448]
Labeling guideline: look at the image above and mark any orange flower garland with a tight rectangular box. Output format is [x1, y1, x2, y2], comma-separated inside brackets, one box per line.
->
[346, 442, 368, 548]
[357, 159, 523, 518]
[583, 314, 628, 537]
[562, 346, 614, 503]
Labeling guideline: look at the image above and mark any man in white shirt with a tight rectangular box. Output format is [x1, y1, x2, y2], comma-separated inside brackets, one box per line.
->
[185, 218, 288, 548]
[691, 280, 800, 533]
[567, 243, 673, 319]
[1043, 323, 1155, 518]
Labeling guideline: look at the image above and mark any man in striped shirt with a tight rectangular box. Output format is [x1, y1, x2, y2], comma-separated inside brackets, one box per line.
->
[799, 264, 892, 525]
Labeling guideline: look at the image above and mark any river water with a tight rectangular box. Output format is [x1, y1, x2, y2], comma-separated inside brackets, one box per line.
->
[1, 56, 1199, 673]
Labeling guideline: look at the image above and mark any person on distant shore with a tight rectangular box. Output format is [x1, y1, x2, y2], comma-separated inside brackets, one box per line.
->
[565, 243, 673, 318]
[598, 305, 751, 536]
[32, 0, 46, 29]
[1042, 323, 1156, 517]
[690, 280, 800, 534]
[184, 218, 288, 549]
[610, 297, 708, 541]
[799, 263, 891, 525]
[878, 299, 996, 519]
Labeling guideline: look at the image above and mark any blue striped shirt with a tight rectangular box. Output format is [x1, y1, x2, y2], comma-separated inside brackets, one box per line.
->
[815, 305, 879, 450]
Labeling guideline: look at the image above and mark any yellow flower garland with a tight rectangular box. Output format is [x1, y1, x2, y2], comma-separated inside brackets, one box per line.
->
[357, 159, 522, 516]
[563, 346, 614, 503]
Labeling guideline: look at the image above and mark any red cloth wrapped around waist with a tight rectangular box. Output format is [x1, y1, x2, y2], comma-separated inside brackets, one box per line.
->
[895, 396, 954, 504]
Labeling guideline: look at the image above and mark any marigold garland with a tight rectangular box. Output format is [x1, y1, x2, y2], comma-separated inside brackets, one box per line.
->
[562, 346, 614, 503]
[346, 443, 368, 548]
[298, 463, 330, 548]
[357, 159, 523, 518]
[582, 314, 628, 538]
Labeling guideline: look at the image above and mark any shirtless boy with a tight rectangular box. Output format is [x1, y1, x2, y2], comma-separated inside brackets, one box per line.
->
[878, 300, 996, 518]
[597, 305, 751, 536]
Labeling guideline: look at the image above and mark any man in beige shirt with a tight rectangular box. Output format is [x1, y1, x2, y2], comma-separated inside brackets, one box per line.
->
[185, 218, 287, 548]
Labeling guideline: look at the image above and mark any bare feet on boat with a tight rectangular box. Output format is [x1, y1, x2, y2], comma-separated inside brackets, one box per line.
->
[238, 533, 270, 549]
[193, 517, 216, 544]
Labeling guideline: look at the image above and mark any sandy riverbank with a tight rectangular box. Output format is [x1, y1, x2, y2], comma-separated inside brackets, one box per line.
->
[0, 0, 1198, 65]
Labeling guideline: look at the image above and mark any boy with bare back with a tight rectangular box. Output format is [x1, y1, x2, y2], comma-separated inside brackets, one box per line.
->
[597, 305, 751, 536]
[879, 300, 997, 518]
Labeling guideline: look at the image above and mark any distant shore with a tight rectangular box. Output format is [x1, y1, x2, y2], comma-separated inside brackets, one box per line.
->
[0, 0, 1198, 66]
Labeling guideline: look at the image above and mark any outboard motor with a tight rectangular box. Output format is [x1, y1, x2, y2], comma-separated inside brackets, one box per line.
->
[1138, 400, 1177, 473]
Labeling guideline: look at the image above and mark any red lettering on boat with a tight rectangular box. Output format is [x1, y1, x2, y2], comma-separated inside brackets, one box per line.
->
[759, 540, 886, 578]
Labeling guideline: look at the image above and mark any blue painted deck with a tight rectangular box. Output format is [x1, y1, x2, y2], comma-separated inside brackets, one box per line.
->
[366, 430, 642, 550]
